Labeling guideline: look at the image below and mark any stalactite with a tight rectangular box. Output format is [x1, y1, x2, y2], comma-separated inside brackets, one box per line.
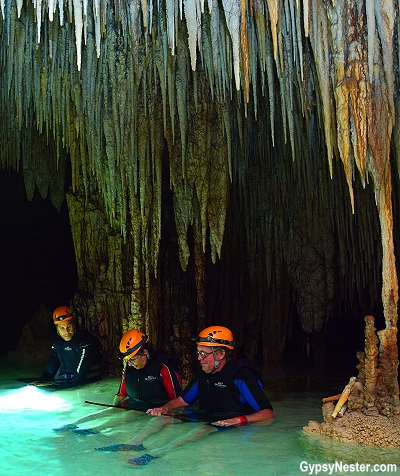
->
[33, 0, 43, 43]
[365, 0, 374, 83]
[198, 12, 215, 97]
[222, 0, 241, 90]
[175, 28, 189, 176]
[309, 0, 335, 180]
[302, 0, 309, 37]
[281, 0, 296, 158]
[166, 0, 176, 56]
[154, 34, 168, 135]
[265, 24, 276, 145]
[72, 0, 83, 70]
[150, 97, 164, 276]
[129, 182, 147, 330]
[209, 0, 229, 100]
[252, 0, 266, 76]
[240, 0, 249, 102]
[266, 0, 279, 59]
[184, 0, 200, 71]
[167, 55, 177, 145]
[248, 18, 258, 117]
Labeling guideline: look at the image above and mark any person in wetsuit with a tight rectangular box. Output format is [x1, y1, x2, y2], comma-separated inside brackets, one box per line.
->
[115, 328, 182, 410]
[32, 305, 103, 388]
[51, 328, 181, 437]
[147, 325, 274, 426]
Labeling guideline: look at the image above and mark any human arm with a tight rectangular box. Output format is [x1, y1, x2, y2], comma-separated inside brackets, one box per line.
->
[113, 369, 128, 405]
[28, 344, 60, 386]
[212, 367, 274, 427]
[160, 363, 183, 400]
[211, 408, 274, 427]
[147, 375, 197, 415]
[146, 396, 189, 415]
[113, 395, 129, 405]
[56, 335, 102, 387]
[67, 333, 103, 384]
[29, 344, 60, 385]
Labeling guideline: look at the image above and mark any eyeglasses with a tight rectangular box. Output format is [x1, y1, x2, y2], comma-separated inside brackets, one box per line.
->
[196, 349, 213, 359]
[128, 353, 145, 362]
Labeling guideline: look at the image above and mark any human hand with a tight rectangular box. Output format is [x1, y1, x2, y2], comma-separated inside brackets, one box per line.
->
[28, 381, 57, 387]
[113, 395, 127, 405]
[211, 416, 244, 427]
[146, 407, 166, 416]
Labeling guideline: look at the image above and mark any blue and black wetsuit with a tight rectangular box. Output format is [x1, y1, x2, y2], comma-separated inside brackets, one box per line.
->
[182, 359, 273, 419]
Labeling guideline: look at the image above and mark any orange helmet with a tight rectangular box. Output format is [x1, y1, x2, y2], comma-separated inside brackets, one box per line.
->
[53, 306, 74, 325]
[119, 329, 148, 360]
[194, 326, 235, 350]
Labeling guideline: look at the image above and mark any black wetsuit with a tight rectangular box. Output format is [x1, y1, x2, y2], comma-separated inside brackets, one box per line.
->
[40, 330, 103, 387]
[117, 349, 182, 410]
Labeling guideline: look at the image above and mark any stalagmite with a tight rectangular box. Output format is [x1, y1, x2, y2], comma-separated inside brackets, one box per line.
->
[363, 315, 379, 409]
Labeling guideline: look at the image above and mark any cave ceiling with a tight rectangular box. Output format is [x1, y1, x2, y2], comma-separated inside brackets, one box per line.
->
[0, 0, 399, 371]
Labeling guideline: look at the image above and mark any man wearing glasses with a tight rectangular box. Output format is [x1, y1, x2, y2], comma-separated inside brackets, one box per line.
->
[147, 325, 274, 426]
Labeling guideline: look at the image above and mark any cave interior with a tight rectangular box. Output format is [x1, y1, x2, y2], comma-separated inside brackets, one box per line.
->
[0, 0, 398, 401]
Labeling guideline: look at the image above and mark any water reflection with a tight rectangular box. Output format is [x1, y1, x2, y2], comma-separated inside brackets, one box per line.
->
[300, 431, 400, 466]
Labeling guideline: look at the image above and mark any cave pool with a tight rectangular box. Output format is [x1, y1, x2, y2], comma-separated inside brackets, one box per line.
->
[1, 358, 399, 476]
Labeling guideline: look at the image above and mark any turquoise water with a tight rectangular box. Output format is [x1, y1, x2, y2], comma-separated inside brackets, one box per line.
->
[1, 358, 399, 475]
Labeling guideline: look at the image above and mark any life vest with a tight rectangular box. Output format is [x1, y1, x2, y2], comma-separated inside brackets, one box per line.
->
[123, 350, 178, 405]
[197, 359, 263, 417]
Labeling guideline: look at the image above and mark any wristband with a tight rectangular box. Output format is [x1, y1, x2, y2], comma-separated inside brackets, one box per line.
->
[238, 415, 248, 426]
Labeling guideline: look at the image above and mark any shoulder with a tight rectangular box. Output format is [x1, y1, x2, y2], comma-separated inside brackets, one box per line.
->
[75, 330, 97, 340]
[223, 358, 254, 372]
[52, 335, 64, 348]
[74, 330, 100, 347]
[224, 359, 262, 381]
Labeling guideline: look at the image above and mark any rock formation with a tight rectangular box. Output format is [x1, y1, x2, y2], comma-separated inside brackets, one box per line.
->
[304, 315, 400, 447]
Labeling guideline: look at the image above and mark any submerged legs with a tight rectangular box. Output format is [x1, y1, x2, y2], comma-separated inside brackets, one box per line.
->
[128, 423, 219, 464]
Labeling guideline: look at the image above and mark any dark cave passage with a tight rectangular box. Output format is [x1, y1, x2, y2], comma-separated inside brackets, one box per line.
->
[0, 169, 78, 355]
